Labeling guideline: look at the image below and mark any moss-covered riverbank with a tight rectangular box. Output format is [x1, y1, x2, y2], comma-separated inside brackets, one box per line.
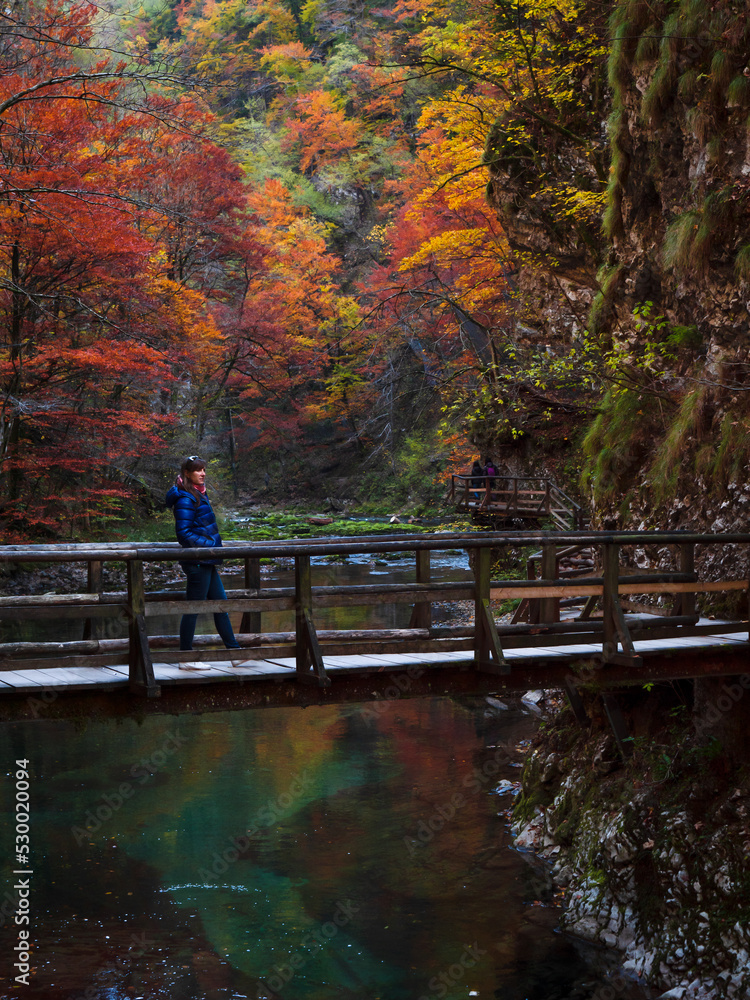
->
[512, 682, 750, 999]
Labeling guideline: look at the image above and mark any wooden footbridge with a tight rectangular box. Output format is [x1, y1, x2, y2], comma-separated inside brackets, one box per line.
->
[448, 475, 587, 529]
[0, 530, 749, 721]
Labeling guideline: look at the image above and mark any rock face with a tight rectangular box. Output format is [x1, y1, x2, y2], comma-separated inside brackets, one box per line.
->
[512, 687, 750, 999]
[485, 0, 750, 525]
[580, 0, 750, 532]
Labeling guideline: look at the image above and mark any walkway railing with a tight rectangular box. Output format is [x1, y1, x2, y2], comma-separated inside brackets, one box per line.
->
[448, 475, 586, 529]
[0, 531, 748, 697]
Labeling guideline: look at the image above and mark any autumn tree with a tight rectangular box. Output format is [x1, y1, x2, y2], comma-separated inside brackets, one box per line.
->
[0, 0, 249, 535]
[212, 178, 366, 467]
[148, 0, 300, 115]
[350, 0, 612, 468]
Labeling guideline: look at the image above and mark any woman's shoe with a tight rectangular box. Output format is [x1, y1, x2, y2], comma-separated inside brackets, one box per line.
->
[179, 660, 211, 671]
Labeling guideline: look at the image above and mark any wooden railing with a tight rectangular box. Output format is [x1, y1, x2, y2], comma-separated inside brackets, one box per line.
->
[0, 531, 748, 696]
[448, 475, 586, 529]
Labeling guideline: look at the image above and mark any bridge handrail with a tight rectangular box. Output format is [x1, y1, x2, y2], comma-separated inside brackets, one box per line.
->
[3, 529, 750, 562]
[547, 482, 583, 515]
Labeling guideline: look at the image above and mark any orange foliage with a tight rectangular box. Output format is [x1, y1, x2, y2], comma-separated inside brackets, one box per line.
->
[216, 179, 351, 450]
[280, 90, 364, 173]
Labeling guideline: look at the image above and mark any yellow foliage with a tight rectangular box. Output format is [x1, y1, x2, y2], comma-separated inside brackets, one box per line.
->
[145, 270, 225, 378]
[393, 0, 608, 228]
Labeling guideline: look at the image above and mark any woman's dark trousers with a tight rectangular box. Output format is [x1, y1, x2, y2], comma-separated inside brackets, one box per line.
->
[180, 563, 240, 650]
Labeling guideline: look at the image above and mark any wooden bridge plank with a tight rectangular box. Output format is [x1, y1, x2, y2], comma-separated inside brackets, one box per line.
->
[538, 642, 600, 657]
[148, 660, 289, 678]
[302, 654, 377, 669]
[46, 666, 128, 686]
[150, 665, 240, 684]
[249, 656, 297, 670]
[0, 666, 127, 690]
[627, 635, 746, 654]
[358, 650, 468, 664]
[114, 660, 293, 682]
[227, 662, 298, 677]
[322, 652, 420, 667]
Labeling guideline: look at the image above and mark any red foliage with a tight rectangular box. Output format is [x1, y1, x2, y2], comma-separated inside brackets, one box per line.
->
[0, 0, 249, 535]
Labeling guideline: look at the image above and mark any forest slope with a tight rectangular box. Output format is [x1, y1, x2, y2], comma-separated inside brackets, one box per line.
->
[485, 0, 750, 540]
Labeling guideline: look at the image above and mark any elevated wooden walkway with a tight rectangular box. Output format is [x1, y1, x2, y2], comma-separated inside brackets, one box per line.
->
[0, 530, 749, 721]
[448, 475, 586, 529]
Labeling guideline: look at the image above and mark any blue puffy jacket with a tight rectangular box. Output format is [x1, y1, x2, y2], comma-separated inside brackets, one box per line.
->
[165, 485, 223, 566]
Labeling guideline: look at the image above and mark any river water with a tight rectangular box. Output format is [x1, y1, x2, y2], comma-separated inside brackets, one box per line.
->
[0, 698, 654, 1000]
[160, 548, 476, 636]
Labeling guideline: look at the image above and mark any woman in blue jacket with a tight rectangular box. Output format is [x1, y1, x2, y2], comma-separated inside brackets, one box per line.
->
[165, 455, 241, 668]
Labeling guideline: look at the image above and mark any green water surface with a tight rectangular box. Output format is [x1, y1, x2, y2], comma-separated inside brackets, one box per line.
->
[0, 699, 652, 1000]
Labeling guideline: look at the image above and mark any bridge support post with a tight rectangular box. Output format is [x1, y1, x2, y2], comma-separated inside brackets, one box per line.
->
[82, 559, 103, 640]
[540, 544, 560, 623]
[473, 546, 508, 675]
[601, 693, 633, 759]
[295, 555, 330, 687]
[240, 557, 261, 635]
[127, 560, 159, 697]
[523, 556, 539, 624]
[409, 550, 431, 629]
[671, 542, 697, 619]
[564, 679, 590, 728]
[602, 543, 617, 658]
[602, 544, 642, 667]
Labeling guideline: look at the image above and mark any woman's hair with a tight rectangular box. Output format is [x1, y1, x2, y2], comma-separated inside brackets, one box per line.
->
[177, 455, 206, 502]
